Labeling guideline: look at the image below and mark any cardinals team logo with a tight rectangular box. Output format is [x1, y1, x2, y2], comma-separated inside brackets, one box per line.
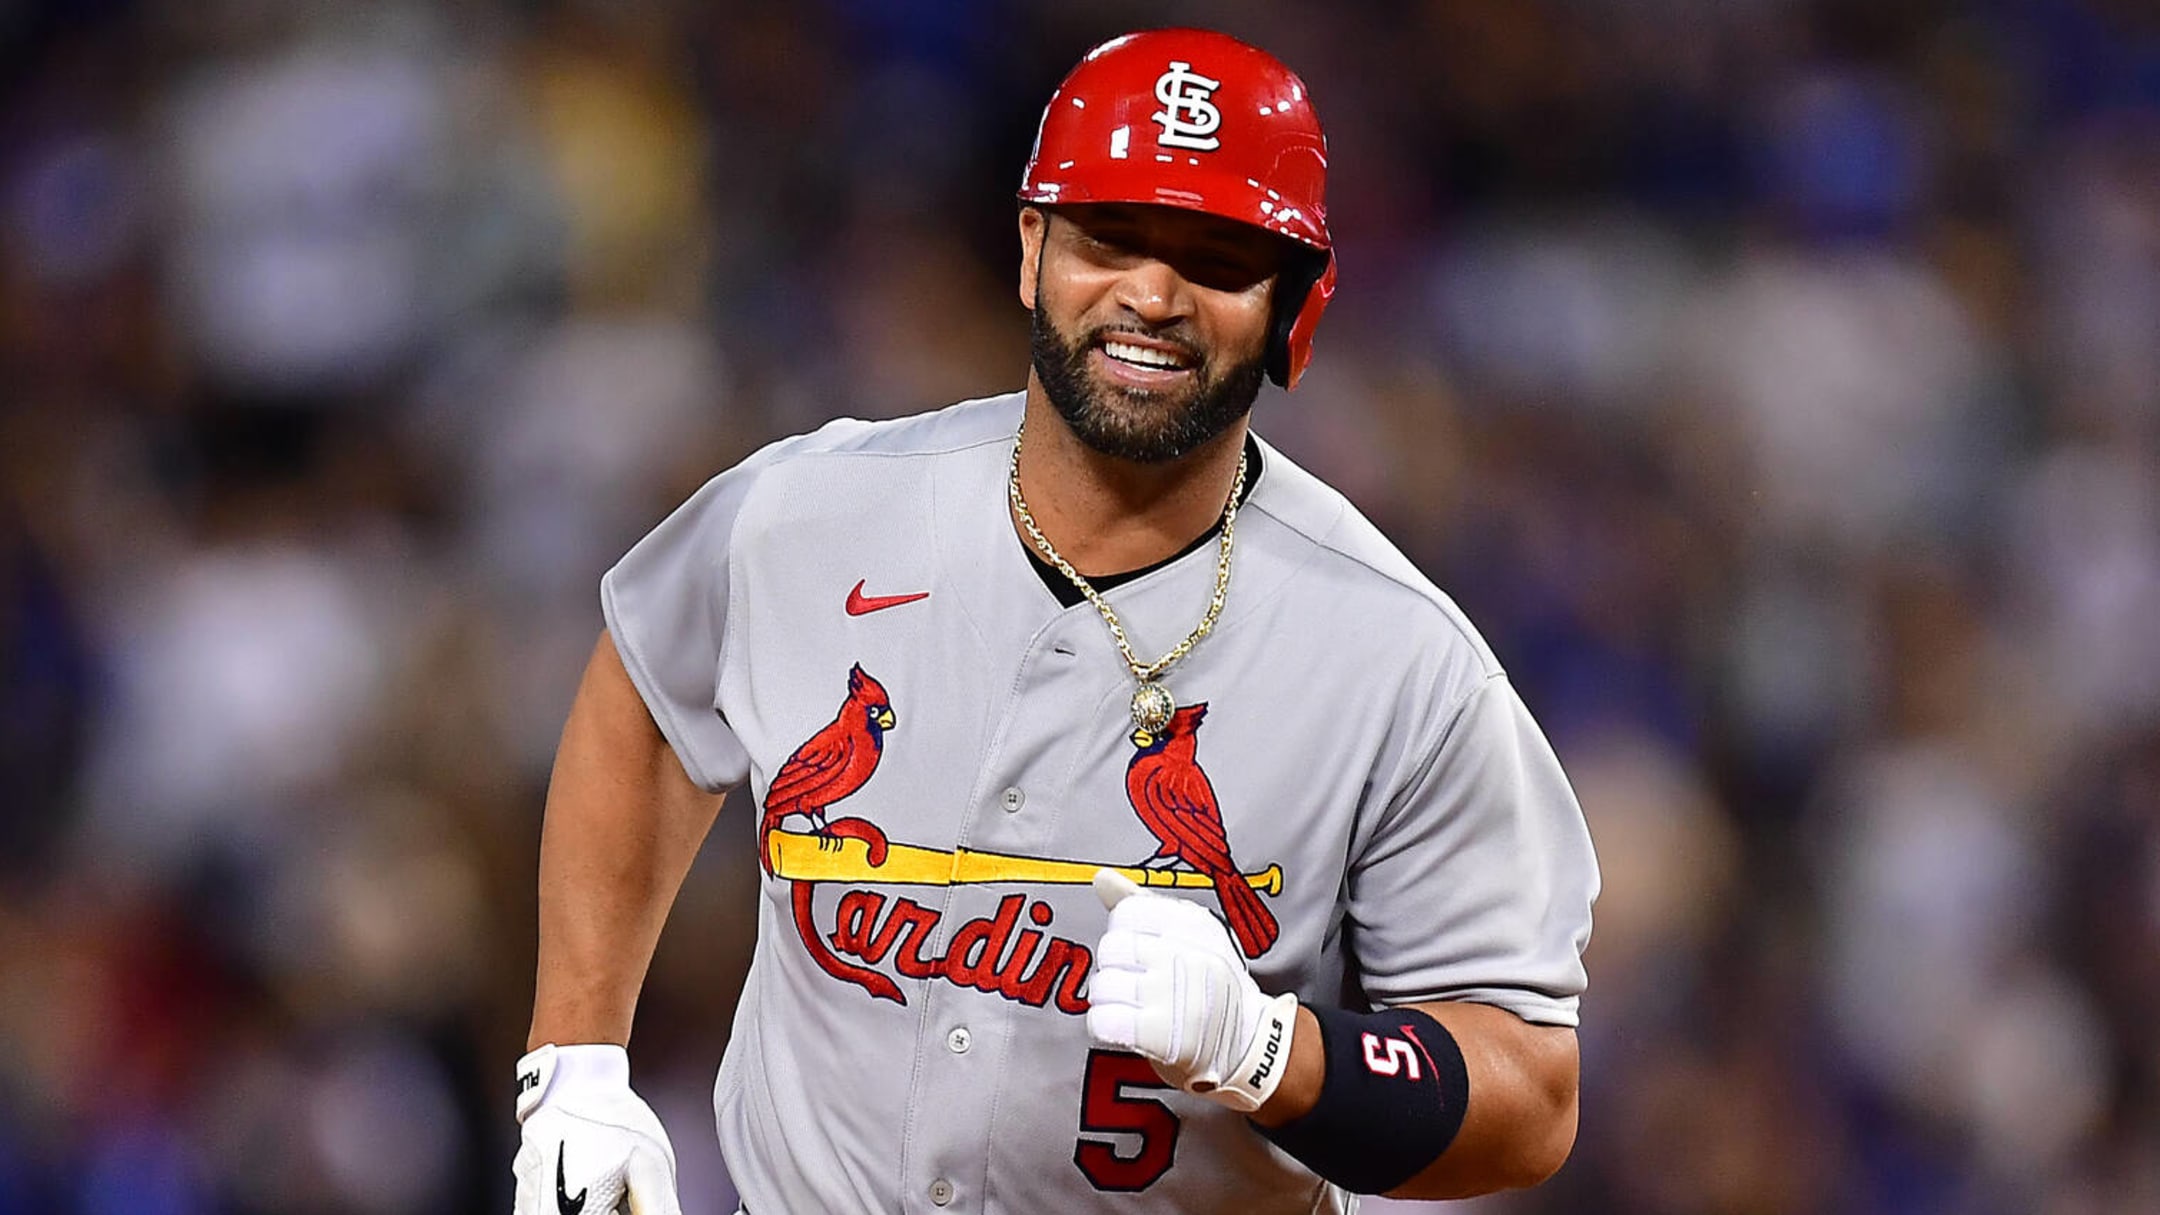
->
[765, 669, 1282, 1009]
[1124, 703, 1278, 958]
[759, 664, 894, 876]
[1152, 61, 1223, 150]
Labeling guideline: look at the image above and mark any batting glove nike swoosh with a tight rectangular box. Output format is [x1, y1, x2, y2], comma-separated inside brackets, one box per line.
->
[513, 1043, 681, 1215]
[1088, 868, 1299, 1113]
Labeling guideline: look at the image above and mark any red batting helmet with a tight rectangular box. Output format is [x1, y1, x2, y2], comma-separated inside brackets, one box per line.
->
[1018, 28, 1336, 390]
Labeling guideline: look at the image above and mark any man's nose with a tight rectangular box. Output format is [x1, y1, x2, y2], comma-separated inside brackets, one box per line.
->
[1110, 257, 1194, 325]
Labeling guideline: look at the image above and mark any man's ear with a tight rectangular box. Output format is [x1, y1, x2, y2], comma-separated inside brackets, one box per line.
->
[1018, 206, 1049, 311]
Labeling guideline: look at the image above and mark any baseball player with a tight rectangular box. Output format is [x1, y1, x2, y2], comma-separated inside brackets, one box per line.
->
[514, 28, 1597, 1214]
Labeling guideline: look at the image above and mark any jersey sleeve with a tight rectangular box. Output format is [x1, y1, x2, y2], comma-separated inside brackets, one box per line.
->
[1347, 674, 1599, 1026]
[600, 465, 763, 794]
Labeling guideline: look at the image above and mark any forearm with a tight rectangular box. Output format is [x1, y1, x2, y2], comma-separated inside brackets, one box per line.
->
[1253, 999, 1579, 1198]
[529, 631, 727, 1050]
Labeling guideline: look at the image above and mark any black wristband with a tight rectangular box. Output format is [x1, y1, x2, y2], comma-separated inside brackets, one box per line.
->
[1255, 1005, 1471, 1194]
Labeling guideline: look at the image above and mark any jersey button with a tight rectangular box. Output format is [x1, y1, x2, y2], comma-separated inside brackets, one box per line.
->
[929, 1178, 955, 1206]
[1000, 787, 1025, 813]
[947, 1026, 972, 1054]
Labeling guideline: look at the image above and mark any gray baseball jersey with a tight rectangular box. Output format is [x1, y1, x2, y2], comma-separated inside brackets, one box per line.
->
[602, 392, 1597, 1214]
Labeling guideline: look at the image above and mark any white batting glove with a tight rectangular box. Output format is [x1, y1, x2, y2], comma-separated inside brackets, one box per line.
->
[513, 1044, 681, 1215]
[1088, 869, 1299, 1113]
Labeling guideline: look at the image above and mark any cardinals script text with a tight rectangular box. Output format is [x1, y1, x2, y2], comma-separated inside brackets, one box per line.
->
[794, 888, 1094, 1013]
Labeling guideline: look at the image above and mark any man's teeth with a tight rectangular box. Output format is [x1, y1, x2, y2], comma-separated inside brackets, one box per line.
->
[1103, 340, 1187, 370]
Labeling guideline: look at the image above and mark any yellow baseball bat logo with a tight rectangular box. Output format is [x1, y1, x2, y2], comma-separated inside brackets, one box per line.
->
[766, 829, 1283, 895]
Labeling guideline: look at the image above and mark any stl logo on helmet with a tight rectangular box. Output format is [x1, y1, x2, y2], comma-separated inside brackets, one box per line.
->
[1152, 61, 1223, 150]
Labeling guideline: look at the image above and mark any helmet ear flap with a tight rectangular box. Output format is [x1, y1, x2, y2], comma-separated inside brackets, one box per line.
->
[1265, 247, 1335, 389]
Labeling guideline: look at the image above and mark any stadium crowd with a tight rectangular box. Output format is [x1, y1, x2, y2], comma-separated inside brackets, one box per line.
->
[1, 0, 2156, 1211]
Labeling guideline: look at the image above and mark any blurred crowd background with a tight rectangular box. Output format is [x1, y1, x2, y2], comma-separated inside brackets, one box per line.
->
[2, 0, 2157, 1211]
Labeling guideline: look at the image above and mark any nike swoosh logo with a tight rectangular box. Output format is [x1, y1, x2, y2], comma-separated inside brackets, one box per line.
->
[1400, 1023, 1442, 1090]
[846, 579, 929, 616]
[557, 1149, 588, 1215]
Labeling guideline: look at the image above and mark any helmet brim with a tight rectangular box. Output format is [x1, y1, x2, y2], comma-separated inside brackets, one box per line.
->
[1018, 167, 1328, 254]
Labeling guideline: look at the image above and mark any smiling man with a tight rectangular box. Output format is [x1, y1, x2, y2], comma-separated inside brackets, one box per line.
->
[513, 28, 1598, 1215]
[1024, 202, 1282, 465]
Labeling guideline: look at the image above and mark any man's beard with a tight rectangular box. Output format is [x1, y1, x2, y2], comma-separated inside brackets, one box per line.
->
[1030, 302, 1265, 465]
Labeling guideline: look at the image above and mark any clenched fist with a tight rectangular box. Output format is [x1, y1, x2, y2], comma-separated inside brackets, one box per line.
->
[1087, 869, 1299, 1113]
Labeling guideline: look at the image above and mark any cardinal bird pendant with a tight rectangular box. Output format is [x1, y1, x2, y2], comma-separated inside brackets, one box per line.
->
[1131, 681, 1175, 732]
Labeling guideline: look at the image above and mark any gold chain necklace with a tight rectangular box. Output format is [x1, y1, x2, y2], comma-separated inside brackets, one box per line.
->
[1008, 420, 1246, 732]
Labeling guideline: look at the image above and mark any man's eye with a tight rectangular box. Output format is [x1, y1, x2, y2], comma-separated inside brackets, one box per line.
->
[1197, 258, 1270, 287]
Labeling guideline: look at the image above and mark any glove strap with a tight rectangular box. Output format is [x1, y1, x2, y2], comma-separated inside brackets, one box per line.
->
[515, 1042, 631, 1124]
[1197, 992, 1299, 1113]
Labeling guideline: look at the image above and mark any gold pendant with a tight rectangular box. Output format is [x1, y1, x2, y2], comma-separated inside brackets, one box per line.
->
[1131, 681, 1175, 732]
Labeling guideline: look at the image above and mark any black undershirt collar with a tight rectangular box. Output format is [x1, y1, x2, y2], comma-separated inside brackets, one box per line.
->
[1022, 434, 1263, 607]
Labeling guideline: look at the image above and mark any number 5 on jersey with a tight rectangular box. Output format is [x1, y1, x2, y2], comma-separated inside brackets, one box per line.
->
[1073, 1050, 1181, 1192]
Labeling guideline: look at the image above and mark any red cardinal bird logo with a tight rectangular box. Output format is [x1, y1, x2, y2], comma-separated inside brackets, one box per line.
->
[1125, 703, 1280, 959]
[760, 664, 895, 876]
